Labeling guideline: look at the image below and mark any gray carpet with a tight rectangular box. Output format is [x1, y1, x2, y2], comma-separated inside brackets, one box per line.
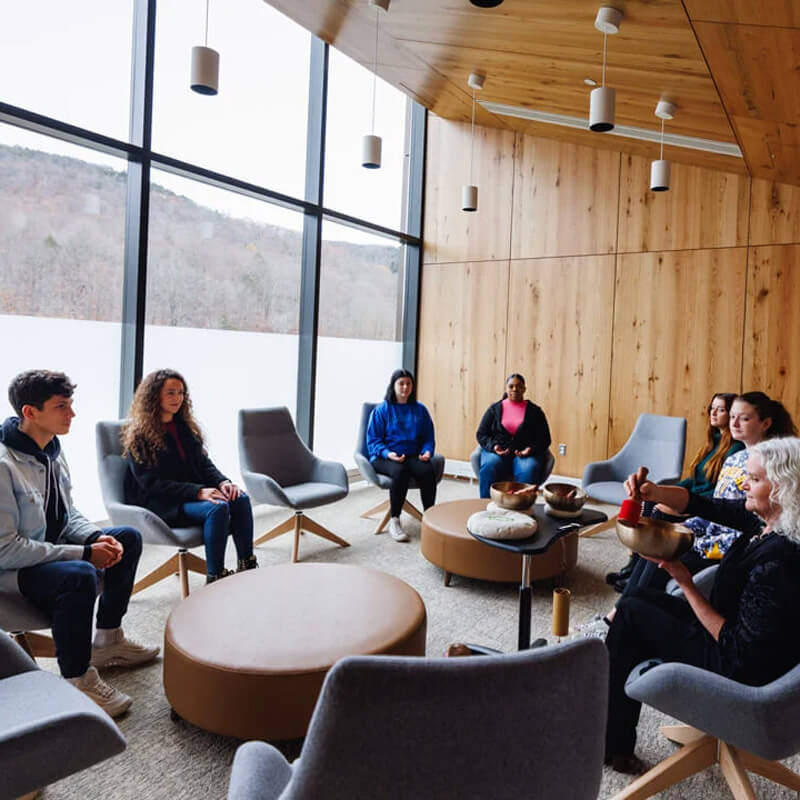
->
[37, 478, 799, 799]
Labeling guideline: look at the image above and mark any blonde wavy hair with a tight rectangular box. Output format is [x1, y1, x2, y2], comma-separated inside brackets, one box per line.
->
[121, 369, 204, 465]
[750, 437, 800, 541]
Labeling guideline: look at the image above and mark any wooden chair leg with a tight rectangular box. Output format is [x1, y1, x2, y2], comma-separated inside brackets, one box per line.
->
[402, 499, 424, 522]
[301, 515, 350, 549]
[610, 734, 717, 800]
[738, 749, 800, 791]
[374, 507, 392, 535]
[11, 631, 56, 660]
[132, 552, 181, 596]
[291, 514, 302, 564]
[580, 513, 618, 537]
[719, 743, 757, 800]
[177, 550, 191, 598]
[361, 498, 389, 519]
[254, 515, 296, 547]
[660, 724, 706, 746]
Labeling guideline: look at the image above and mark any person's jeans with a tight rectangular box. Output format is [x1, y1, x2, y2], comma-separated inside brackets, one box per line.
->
[478, 450, 546, 498]
[182, 494, 254, 576]
[17, 526, 142, 678]
[371, 457, 437, 518]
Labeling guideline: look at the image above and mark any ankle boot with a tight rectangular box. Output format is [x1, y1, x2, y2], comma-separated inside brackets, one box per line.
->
[237, 555, 258, 573]
[206, 568, 234, 584]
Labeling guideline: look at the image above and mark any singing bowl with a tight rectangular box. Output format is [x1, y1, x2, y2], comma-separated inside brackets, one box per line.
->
[542, 482, 588, 513]
[490, 481, 538, 511]
[615, 517, 694, 561]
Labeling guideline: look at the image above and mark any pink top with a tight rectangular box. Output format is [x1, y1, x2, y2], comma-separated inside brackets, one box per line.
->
[501, 398, 526, 435]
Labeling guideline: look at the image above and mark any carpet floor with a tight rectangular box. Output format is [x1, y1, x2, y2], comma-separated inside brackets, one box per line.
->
[35, 478, 799, 799]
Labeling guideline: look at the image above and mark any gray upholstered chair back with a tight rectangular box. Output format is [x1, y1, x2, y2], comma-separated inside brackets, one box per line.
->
[239, 407, 316, 488]
[283, 639, 608, 799]
[610, 413, 686, 483]
[96, 419, 128, 506]
[355, 402, 374, 462]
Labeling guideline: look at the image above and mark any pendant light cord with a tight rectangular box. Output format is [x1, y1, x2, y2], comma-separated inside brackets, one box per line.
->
[660, 118, 665, 160]
[204, 0, 210, 47]
[371, 9, 379, 135]
[601, 31, 607, 87]
[469, 86, 476, 184]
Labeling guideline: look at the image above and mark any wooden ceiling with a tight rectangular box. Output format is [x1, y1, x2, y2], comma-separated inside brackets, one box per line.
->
[264, 0, 800, 182]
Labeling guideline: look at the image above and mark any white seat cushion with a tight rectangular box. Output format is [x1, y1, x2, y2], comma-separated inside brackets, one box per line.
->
[467, 510, 537, 540]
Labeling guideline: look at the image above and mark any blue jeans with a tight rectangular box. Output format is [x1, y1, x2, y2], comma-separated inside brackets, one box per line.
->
[182, 494, 254, 576]
[17, 526, 142, 678]
[478, 450, 546, 499]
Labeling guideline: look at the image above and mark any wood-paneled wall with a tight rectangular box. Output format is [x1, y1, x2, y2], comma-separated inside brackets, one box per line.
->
[419, 115, 800, 477]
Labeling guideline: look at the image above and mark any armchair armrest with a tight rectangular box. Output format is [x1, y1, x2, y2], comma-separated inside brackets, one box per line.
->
[667, 565, 718, 601]
[354, 452, 380, 486]
[228, 741, 293, 800]
[310, 458, 348, 491]
[582, 459, 615, 488]
[105, 502, 178, 547]
[241, 470, 291, 507]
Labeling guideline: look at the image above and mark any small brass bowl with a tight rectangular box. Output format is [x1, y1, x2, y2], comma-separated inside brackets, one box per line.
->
[490, 481, 538, 511]
[543, 482, 588, 513]
[615, 517, 694, 561]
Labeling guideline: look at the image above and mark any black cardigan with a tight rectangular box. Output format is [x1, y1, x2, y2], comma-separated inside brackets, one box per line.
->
[123, 417, 228, 526]
[476, 399, 551, 455]
[684, 493, 800, 686]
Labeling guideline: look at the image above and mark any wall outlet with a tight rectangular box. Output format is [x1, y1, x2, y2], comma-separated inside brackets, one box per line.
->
[558, 443, 567, 456]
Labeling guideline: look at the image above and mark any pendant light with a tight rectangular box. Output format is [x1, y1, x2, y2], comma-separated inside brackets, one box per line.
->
[462, 72, 484, 212]
[589, 7, 623, 132]
[190, 0, 219, 95]
[362, 0, 389, 168]
[650, 100, 676, 192]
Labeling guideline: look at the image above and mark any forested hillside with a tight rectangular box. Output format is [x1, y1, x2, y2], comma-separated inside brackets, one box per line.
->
[0, 145, 401, 340]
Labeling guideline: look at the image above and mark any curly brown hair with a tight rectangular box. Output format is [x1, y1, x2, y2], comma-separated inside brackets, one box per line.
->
[121, 369, 204, 465]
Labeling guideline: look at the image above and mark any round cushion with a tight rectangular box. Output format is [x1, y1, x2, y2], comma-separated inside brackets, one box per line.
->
[163, 563, 426, 740]
[467, 509, 537, 540]
[486, 500, 535, 516]
[421, 499, 578, 583]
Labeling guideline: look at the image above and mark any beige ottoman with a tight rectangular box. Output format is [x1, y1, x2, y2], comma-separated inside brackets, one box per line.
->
[421, 499, 578, 586]
[164, 563, 426, 740]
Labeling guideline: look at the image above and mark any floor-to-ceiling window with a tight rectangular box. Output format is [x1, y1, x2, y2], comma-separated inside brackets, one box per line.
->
[0, 0, 424, 519]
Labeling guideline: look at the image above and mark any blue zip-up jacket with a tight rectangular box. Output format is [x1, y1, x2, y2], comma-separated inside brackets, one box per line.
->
[366, 401, 436, 462]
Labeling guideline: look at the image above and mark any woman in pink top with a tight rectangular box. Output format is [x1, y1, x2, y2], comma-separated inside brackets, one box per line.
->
[475, 374, 552, 498]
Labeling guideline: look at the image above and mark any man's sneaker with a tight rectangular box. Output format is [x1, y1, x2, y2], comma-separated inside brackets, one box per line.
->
[91, 629, 160, 669]
[68, 666, 132, 718]
[237, 554, 259, 573]
[577, 615, 611, 641]
[388, 517, 409, 542]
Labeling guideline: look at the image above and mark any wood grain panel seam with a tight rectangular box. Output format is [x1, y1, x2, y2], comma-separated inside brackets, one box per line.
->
[617, 244, 750, 256]
[606, 154, 624, 460]
[503, 134, 521, 378]
[739, 177, 753, 393]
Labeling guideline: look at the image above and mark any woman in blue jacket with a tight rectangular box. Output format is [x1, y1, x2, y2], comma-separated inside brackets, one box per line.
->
[122, 369, 257, 583]
[367, 369, 436, 542]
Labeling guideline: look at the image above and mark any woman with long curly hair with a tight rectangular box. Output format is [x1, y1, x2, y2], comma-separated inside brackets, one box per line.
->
[122, 369, 256, 583]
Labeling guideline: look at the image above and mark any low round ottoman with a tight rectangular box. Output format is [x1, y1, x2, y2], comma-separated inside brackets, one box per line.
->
[164, 563, 426, 740]
[421, 499, 578, 586]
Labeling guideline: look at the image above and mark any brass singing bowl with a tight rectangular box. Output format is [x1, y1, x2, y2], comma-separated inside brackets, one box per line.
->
[490, 481, 538, 511]
[542, 482, 588, 513]
[615, 517, 694, 561]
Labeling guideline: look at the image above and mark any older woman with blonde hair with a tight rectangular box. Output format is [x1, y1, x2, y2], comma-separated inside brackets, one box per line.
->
[604, 437, 800, 771]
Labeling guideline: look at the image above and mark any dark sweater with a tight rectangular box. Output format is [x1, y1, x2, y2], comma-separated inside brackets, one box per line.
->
[685, 493, 800, 686]
[476, 400, 551, 455]
[677, 433, 744, 497]
[124, 417, 228, 526]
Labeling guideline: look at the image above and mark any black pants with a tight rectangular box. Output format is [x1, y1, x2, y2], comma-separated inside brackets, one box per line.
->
[605, 587, 719, 757]
[18, 527, 142, 678]
[372, 457, 437, 517]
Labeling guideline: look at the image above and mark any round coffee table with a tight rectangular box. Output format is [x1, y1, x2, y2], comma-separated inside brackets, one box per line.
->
[163, 563, 426, 740]
[420, 498, 578, 586]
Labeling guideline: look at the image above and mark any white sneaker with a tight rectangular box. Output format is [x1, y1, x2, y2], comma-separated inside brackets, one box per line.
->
[91, 629, 160, 669]
[388, 517, 409, 542]
[68, 666, 132, 718]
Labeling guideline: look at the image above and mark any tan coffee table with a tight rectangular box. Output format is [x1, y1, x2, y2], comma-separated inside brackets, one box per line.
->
[420, 498, 579, 586]
[164, 563, 426, 740]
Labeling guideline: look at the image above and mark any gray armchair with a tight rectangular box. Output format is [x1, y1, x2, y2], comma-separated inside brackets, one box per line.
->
[620, 658, 800, 798]
[0, 630, 126, 799]
[354, 402, 445, 534]
[469, 444, 555, 483]
[239, 407, 349, 562]
[228, 638, 608, 800]
[582, 413, 686, 505]
[0, 592, 55, 660]
[96, 420, 206, 598]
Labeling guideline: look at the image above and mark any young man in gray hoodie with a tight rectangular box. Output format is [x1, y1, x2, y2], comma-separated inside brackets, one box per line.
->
[0, 370, 158, 716]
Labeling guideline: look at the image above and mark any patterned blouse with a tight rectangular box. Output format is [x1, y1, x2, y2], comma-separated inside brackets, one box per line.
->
[684, 448, 749, 559]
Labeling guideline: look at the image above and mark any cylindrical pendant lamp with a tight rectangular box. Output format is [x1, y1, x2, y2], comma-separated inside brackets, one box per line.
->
[362, 134, 382, 169]
[650, 159, 670, 192]
[190, 45, 219, 95]
[461, 185, 478, 212]
[589, 86, 615, 132]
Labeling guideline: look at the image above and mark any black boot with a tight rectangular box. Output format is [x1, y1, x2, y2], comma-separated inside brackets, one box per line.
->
[605, 553, 638, 585]
[206, 568, 234, 584]
[237, 554, 258, 573]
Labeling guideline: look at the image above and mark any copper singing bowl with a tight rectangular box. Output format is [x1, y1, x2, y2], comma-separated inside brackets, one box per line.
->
[615, 517, 694, 561]
[490, 481, 538, 511]
[543, 482, 588, 512]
